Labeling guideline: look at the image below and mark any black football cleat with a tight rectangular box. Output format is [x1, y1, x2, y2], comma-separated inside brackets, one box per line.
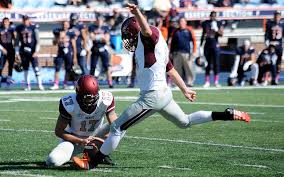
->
[101, 155, 115, 166]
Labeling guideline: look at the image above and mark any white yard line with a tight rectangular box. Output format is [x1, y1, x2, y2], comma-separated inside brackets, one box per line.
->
[0, 85, 284, 95]
[158, 165, 191, 171]
[89, 168, 113, 173]
[178, 101, 284, 108]
[233, 163, 269, 169]
[0, 109, 57, 113]
[1, 96, 283, 108]
[125, 136, 284, 153]
[0, 128, 283, 153]
[0, 119, 10, 122]
[39, 117, 57, 120]
[251, 120, 284, 123]
[0, 170, 55, 177]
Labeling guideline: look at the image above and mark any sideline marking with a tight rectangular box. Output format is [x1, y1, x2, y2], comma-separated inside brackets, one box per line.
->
[0, 128, 283, 153]
[233, 163, 269, 169]
[158, 165, 191, 171]
[0, 85, 284, 95]
[0, 170, 55, 177]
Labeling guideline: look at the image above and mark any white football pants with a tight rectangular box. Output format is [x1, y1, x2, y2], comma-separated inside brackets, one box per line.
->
[100, 86, 213, 155]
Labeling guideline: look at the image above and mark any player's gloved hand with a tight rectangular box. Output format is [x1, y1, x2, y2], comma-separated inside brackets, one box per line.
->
[183, 89, 196, 102]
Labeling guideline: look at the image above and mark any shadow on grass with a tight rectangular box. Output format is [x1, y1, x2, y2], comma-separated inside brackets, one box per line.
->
[0, 161, 77, 171]
[0, 161, 151, 171]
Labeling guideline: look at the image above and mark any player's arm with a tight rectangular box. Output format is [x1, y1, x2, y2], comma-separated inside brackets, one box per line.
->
[71, 38, 77, 65]
[0, 44, 7, 55]
[217, 23, 224, 36]
[166, 62, 196, 102]
[250, 50, 256, 63]
[14, 28, 21, 61]
[200, 23, 205, 47]
[55, 100, 89, 146]
[127, 3, 152, 37]
[81, 26, 88, 50]
[230, 54, 240, 78]
[33, 27, 40, 58]
[264, 22, 270, 46]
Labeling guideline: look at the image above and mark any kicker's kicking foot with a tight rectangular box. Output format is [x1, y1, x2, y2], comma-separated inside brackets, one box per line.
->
[225, 108, 251, 123]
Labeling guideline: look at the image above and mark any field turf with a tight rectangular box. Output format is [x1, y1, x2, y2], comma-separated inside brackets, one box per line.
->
[0, 87, 283, 177]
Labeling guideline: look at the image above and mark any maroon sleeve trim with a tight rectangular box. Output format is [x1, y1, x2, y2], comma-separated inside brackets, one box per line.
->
[166, 59, 174, 72]
[141, 26, 159, 46]
[59, 99, 72, 120]
[106, 96, 115, 113]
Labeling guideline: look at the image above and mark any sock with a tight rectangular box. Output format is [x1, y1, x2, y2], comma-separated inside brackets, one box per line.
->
[275, 73, 280, 82]
[63, 80, 67, 85]
[212, 110, 233, 121]
[205, 75, 210, 83]
[214, 75, 219, 84]
[108, 79, 113, 86]
[37, 75, 43, 87]
[24, 71, 30, 86]
[188, 111, 213, 125]
[54, 79, 59, 86]
[100, 131, 123, 156]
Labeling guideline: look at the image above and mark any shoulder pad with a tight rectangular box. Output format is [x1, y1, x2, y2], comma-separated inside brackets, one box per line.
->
[61, 94, 75, 113]
[99, 90, 113, 107]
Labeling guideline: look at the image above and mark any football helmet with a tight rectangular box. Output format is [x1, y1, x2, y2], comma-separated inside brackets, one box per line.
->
[14, 62, 23, 72]
[76, 75, 99, 111]
[121, 17, 141, 52]
[195, 56, 208, 68]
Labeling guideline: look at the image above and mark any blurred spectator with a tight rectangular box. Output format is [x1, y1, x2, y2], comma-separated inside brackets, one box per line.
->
[152, 0, 171, 18]
[69, 13, 89, 75]
[265, 11, 283, 84]
[179, 0, 193, 7]
[262, 0, 277, 4]
[108, 9, 124, 52]
[170, 17, 197, 87]
[228, 40, 258, 86]
[200, 11, 224, 87]
[15, 15, 44, 91]
[257, 44, 278, 85]
[50, 21, 77, 90]
[0, 0, 12, 8]
[89, 15, 113, 88]
[0, 17, 16, 88]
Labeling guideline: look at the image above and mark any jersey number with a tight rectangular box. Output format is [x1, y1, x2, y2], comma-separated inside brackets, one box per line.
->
[80, 120, 99, 132]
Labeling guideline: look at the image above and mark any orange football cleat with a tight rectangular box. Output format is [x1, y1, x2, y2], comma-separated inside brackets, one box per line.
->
[226, 108, 251, 123]
[72, 156, 90, 170]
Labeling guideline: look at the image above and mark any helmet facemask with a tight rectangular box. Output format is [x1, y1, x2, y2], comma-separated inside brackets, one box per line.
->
[77, 93, 99, 112]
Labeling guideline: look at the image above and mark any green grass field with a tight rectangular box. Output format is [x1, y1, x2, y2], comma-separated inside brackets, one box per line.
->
[0, 87, 283, 177]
